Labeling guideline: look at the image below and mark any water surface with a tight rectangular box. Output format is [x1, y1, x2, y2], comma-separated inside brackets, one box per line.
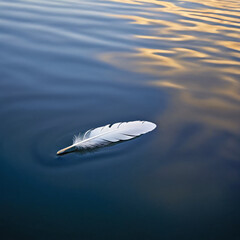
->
[1, 0, 240, 239]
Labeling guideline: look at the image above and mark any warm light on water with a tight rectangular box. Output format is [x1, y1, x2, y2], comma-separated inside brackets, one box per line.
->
[100, 0, 240, 158]
[0, 0, 240, 239]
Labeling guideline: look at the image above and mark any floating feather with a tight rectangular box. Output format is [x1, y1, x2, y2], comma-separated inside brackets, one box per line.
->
[57, 120, 156, 155]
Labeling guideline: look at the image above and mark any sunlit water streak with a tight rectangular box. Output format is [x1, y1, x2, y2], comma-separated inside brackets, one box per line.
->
[100, 0, 240, 159]
[0, 0, 240, 239]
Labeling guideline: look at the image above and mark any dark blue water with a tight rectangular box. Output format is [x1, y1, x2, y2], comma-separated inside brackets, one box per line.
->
[1, 0, 240, 239]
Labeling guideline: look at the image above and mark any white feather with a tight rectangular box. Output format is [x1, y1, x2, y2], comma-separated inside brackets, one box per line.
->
[57, 120, 156, 155]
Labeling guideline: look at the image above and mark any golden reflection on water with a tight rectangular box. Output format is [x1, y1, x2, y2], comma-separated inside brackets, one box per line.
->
[100, 0, 240, 160]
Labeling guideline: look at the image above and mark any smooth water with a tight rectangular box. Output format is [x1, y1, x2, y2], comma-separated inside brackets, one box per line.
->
[1, 0, 240, 239]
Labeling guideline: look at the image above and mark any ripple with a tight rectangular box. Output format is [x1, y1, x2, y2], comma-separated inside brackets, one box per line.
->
[97, 0, 240, 159]
[1, 0, 240, 238]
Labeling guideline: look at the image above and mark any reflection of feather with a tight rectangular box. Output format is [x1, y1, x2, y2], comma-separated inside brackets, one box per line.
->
[57, 120, 156, 155]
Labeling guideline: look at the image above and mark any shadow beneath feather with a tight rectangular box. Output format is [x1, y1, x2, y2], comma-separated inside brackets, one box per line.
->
[49, 137, 143, 167]
[58, 138, 139, 156]
[35, 133, 154, 168]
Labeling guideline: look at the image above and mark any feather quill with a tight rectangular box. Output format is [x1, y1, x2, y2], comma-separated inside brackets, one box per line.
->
[57, 120, 156, 155]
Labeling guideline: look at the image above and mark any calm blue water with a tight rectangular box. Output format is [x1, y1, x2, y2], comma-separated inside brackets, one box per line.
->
[1, 0, 240, 239]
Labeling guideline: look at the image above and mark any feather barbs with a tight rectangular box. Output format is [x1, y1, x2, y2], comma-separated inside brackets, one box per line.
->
[57, 120, 156, 155]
